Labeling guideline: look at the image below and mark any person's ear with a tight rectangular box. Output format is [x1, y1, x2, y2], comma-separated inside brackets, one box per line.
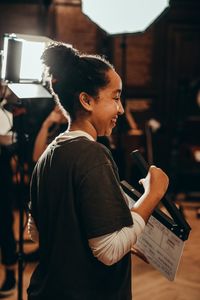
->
[79, 92, 93, 112]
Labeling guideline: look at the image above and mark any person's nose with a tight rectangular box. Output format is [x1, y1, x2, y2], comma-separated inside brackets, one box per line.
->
[118, 100, 124, 115]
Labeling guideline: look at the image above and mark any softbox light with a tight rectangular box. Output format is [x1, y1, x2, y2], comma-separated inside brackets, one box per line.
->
[82, 0, 169, 34]
[1, 33, 53, 99]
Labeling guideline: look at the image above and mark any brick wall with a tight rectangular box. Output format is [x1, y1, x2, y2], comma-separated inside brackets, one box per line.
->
[0, 4, 46, 47]
[112, 30, 154, 88]
[0, 0, 153, 89]
[50, 4, 101, 53]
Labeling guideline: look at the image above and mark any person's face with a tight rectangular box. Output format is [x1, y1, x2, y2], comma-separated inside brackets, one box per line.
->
[89, 69, 124, 136]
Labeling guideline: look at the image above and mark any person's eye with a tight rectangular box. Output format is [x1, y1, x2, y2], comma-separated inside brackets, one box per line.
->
[113, 96, 120, 101]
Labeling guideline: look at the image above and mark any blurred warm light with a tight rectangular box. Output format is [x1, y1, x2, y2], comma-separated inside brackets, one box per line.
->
[82, 0, 169, 34]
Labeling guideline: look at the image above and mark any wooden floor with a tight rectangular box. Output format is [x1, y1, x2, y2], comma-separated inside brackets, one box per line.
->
[132, 204, 200, 300]
[0, 205, 200, 300]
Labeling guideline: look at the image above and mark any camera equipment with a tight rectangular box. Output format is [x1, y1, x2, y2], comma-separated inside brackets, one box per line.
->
[0, 33, 53, 300]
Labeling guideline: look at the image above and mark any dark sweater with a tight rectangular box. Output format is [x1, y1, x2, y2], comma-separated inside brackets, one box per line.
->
[28, 137, 133, 300]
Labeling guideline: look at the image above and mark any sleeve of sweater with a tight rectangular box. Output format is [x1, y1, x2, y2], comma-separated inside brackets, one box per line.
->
[88, 212, 145, 265]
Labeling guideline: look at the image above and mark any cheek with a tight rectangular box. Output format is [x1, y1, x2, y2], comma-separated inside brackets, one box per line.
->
[105, 102, 118, 114]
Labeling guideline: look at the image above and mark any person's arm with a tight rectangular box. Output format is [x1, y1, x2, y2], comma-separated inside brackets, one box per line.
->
[28, 165, 169, 265]
[28, 214, 39, 243]
[27, 210, 144, 258]
[89, 165, 169, 266]
[33, 109, 64, 162]
[89, 211, 145, 265]
[130, 165, 169, 222]
[32, 121, 50, 162]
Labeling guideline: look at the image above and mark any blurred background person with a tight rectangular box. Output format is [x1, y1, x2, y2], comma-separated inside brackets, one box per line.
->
[32, 104, 68, 163]
[0, 144, 17, 296]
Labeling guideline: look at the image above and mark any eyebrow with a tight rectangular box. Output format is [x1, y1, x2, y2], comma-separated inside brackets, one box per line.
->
[112, 89, 122, 94]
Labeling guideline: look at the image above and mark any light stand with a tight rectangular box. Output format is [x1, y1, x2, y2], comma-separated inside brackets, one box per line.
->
[1, 33, 52, 300]
[5, 84, 52, 300]
[15, 113, 28, 300]
[0, 81, 28, 300]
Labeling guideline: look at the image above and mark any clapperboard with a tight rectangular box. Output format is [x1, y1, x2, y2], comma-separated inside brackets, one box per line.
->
[121, 150, 191, 281]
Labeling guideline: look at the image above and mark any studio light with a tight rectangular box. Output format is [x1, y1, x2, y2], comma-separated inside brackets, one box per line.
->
[1, 33, 53, 99]
[82, 0, 169, 34]
[1, 33, 52, 82]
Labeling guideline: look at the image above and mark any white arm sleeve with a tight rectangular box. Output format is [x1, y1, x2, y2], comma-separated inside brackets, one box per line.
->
[88, 212, 145, 266]
[27, 209, 145, 265]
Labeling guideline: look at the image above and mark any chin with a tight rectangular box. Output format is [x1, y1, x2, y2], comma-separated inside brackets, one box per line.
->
[98, 131, 112, 137]
[98, 126, 113, 137]
[104, 130, 112, 136]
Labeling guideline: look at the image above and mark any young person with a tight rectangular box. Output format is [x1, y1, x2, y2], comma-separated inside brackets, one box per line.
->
[27, 41, 169, 300]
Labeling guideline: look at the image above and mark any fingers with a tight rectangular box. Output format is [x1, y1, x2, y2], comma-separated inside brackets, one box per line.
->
[131, 247, 149, 264]
[138, 164, 169, 199]
[138, 165, 157, 185]
[138, 179, 143, 185]
[28, 214, 39, 243]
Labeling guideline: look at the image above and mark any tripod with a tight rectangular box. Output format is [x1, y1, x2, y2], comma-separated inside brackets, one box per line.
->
[12, 105, 31, 300]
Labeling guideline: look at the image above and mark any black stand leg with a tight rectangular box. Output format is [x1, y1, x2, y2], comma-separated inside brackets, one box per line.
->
[14, 113, 29, 300]
[17, 172, 25, 300]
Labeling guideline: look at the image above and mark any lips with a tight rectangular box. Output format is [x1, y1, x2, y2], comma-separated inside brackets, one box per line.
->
[111, 117, 118, 127]
[111, 116, 118, 123]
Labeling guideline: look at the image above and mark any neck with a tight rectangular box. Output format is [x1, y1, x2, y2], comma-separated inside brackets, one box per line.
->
[70, 119, 97, 140]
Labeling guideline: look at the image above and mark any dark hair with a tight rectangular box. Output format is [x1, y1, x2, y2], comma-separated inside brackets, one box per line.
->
[41, 41, 114, 120]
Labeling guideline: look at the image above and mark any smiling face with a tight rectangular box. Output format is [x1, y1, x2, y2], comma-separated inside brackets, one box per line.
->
[89, 69, 124, 137]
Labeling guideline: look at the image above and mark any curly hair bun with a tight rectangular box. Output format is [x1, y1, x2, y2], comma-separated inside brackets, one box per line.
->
[41, 41, 80, 80]
[40, 40, 113, 121]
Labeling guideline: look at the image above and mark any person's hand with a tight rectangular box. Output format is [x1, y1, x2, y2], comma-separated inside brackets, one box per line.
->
[139, 165, 169, 201]
[131, 247, 149, 264]
[43, 105, 67, 129]
[28, 214, 39, 243]
[43, 109, 64, 128]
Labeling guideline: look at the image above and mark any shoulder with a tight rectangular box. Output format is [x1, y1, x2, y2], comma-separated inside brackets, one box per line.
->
[57, 136, 111, 158]
[35, 137, 115, 175]
[72, 138, 113, 168]
[59, 137, 116, 175]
